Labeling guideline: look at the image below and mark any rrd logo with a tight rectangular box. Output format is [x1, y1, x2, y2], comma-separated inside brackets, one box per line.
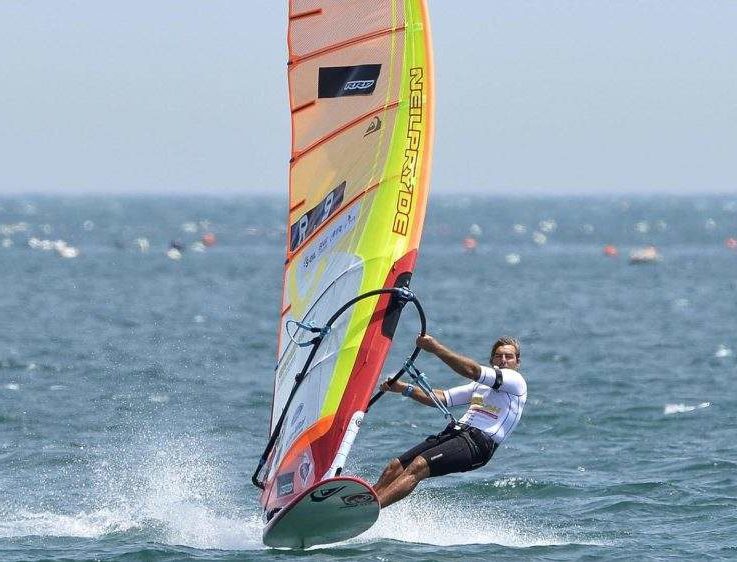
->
[344, 80, 375, 91]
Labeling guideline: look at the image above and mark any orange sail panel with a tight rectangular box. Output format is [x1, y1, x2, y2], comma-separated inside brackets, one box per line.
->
[256, 0, 434, 518]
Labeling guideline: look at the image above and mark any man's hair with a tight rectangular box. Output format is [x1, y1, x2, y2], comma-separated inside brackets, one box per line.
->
[491, 336, 521, 360]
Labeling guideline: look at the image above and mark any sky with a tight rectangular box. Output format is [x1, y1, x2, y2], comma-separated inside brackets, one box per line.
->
[1, 1, 736, 196]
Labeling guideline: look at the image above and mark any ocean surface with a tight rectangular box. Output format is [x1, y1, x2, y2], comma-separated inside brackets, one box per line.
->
[1, 194, 736, 561]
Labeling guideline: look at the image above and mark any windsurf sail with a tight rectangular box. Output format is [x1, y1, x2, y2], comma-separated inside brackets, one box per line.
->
[252, 0, 434, 522]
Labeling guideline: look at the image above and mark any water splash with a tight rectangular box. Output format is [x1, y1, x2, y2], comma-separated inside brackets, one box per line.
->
[0, 435, 266, 551]
[350, 492, 570, 548]
[489, 476, 538, 489]
[90, 435, 264, 550]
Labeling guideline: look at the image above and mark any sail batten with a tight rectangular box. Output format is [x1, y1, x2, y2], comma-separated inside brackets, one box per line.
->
[289, 8, 322, 21]
[291, 101, 401, 160]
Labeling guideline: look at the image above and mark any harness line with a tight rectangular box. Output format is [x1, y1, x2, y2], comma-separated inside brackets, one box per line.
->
[404, 359, 457, 423]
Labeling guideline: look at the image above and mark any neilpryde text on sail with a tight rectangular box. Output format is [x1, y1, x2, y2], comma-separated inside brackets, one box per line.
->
[393, 67, 424, 236]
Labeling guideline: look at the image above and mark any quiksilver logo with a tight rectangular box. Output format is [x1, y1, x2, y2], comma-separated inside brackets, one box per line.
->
[344, 79, 375, 91]
[364, 116, 382, 137]
[310, 485, 346, 502]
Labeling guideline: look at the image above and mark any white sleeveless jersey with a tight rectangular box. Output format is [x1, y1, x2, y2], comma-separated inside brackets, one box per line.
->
[443, 366, 527, 444]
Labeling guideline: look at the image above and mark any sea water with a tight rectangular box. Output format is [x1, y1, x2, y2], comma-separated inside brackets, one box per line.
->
[1, 194, 736, 561]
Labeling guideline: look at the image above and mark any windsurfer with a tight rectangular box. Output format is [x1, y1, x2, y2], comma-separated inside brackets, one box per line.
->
[373, 335, 527, 508]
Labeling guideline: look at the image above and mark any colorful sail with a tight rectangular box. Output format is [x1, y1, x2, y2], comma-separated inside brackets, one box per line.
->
[254, 0, 434, 518]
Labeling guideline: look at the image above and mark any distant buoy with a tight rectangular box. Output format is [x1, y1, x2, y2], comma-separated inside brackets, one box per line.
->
[202, 232, 217, 247]
[166, 248, 182, 261]
[135, 237, 150, 252]
[603, 244, 618, 257]
[629, 245, 661, 264]
[54, 240, 79, 258]
[726, 237, 737, 250]
[462, 237, 477, 252]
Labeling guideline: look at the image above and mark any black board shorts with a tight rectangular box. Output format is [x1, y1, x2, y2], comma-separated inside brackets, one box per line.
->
[398, 423, 498, 477]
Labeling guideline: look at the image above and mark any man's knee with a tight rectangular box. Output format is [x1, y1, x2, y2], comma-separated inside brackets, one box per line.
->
[378, 458, 402, 481]
[406, 455, 430, 478]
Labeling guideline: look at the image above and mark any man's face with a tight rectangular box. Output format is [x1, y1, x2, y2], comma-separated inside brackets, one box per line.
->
[491, 344, 519, 369]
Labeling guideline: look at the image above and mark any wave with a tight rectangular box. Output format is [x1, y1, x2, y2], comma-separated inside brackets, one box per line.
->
[0, 508, 264, 552]
[663, 402, 711, 415]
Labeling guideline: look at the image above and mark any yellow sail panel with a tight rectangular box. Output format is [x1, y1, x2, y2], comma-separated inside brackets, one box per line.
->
[258, 0, 433, 514]
[288, 109, 401, 231]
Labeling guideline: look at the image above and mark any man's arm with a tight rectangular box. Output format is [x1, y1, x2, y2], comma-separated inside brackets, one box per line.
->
[381, 379, 447, 407]
[416, 334, 481, 381]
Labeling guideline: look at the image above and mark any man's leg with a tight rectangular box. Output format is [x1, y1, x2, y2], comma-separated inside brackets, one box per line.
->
[374, 428, 452, 506]
[373, 458, 403, 496]
[375, 456, 431, 508]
